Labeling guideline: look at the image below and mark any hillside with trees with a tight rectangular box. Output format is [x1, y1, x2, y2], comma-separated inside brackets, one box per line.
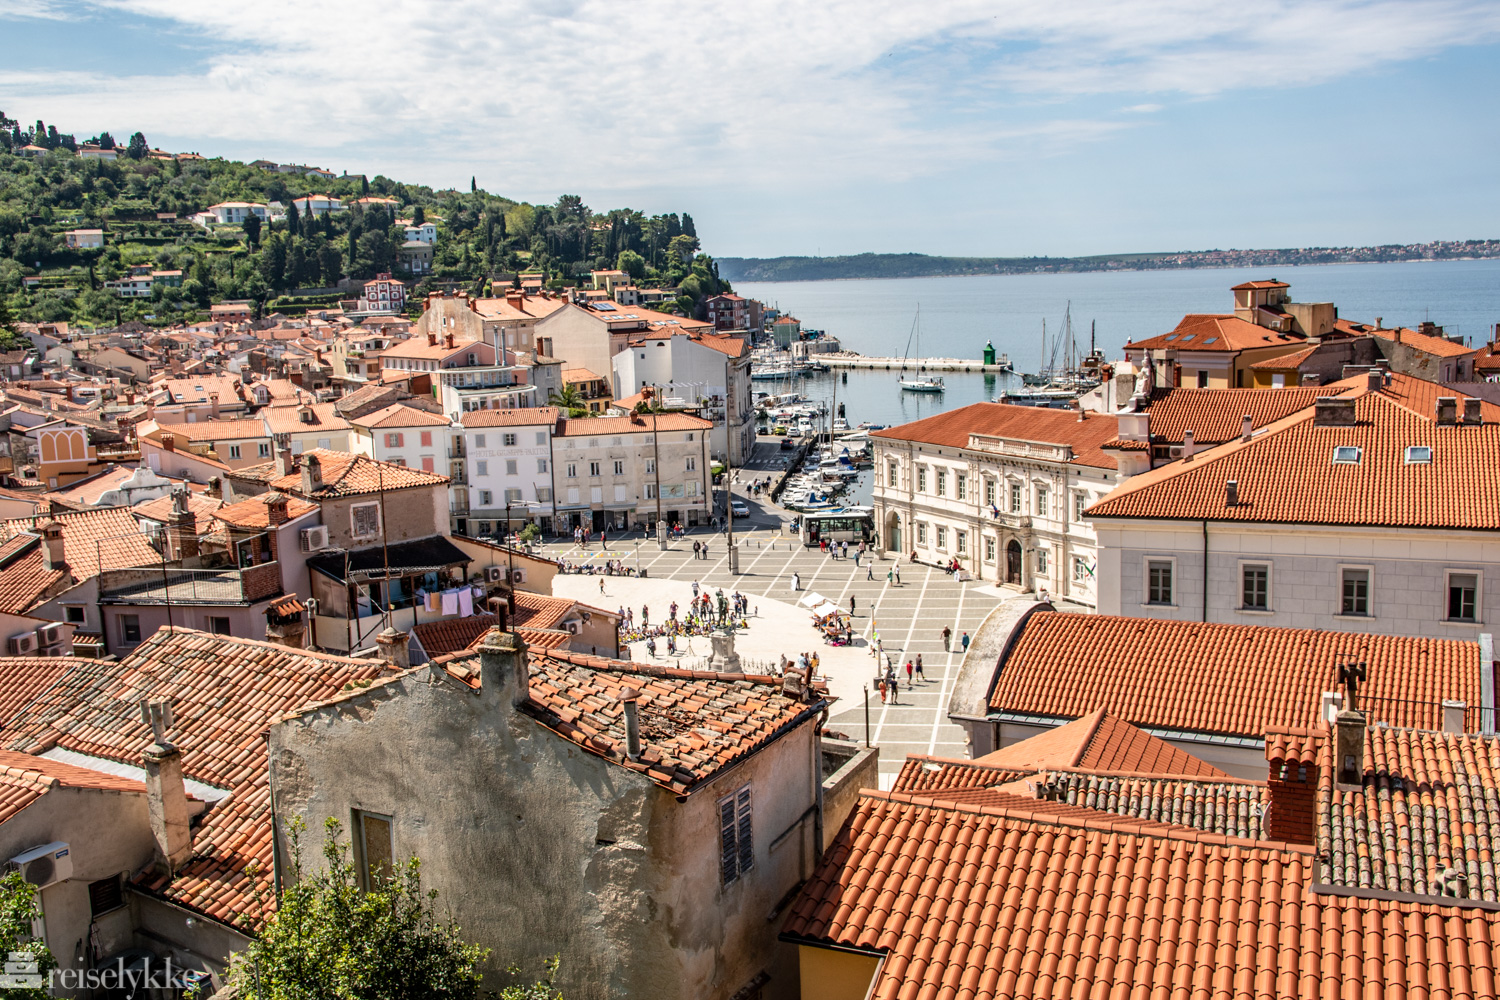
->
[0, 111, 730, 328]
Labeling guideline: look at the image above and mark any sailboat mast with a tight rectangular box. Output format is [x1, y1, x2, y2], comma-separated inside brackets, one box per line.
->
[1040, 319, 1047, 376]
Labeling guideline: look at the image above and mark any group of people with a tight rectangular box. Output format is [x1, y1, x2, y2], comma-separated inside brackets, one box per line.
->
[558, 559, 640, 577]
[875, 655, 929, 704]
[571, 526, 612, 549]
[812, 610, 855, 646]
[815, 538, 868, 566]
[617, 589, 755, 651]
[689, 539, 713, 560]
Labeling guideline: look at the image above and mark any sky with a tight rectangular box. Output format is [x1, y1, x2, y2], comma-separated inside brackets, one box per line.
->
[2, 0, 1499, 258]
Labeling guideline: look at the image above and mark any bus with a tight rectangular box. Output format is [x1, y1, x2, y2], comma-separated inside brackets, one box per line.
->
[799, 507, 875, 547]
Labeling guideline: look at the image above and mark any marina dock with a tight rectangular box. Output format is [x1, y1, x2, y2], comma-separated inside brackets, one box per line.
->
[814, 353, 1013, 374]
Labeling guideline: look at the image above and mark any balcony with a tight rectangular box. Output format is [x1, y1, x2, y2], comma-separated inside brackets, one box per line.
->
[98, 563, 282, 606]
[449, 461, 467, 484]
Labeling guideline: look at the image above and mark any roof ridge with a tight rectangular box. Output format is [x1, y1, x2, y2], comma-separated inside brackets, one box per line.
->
[1071, 707, 1108, 767]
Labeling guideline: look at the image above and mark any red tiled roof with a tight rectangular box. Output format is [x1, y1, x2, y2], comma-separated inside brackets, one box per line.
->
[131, 493, 223, 531]
[974, 708, 1232, 778]
[1124, 313, 1309, 353]
[1231, 279, 1290, 290]
[1, 628, 393, 928]
[212, 492, 319, 529]
[1139, 385, 1344, 444]
[561, 367, 605, 383]
[411, 614, 500, 656]
[350, 402, 452, 429]
[1341, 320, 1477, 359]
[232, 449, 448, 497]
[890, 756, 1030, 794]
[870, 402, 1121, 470]
[556, 413, 711, 437]
[1248, 345, 1318, 370]
[0, 506, 161, 580]
[459, 407, 559, 428]
[0, 544, 66, 614]
[0, 656, 89, 724]
[1265, 725, 1324, 767]
[153, 419, 269, 442]
[1088, 376, 1500, 529]
[261, 402, 350, 434]
[987, 612, 1480, 738]
[783, 788, 1500, 999]
[0, 748, 146, 824]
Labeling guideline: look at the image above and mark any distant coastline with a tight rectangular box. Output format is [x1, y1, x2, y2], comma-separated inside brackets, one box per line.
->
[719, 242, 1500, 283]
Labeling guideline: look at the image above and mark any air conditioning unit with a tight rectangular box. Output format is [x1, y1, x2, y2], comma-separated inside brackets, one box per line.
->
[509, 567, 527, 585]
[484, 566, 504, 583]
[7, 632, 38, 656]
[300, 525, 330, 552]
[37, 622, 68, 646]
[563, 620, 581, 635]
[6, 842, 72, 889]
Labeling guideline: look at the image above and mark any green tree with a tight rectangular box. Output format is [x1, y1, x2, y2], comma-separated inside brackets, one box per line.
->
[616, 250, 645, 280]
[243, 211, 262, 248]
[681, 213, 696, 238]
[0, 872, 57, 999]
[412, 205, 425, 226]
[126, 131, 149, 160]
[286, 199, 301, 237]
[667, 233, 699, 265]
[547, 384, 589, 417]
[230, 819, 488, 1000]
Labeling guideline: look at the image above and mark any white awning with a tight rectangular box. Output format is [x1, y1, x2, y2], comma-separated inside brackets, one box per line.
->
[797, 592, 827, 609]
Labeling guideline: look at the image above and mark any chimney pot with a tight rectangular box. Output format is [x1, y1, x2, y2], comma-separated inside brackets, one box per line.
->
[1366, 369, 1383, 392]
[1181, 430, 1194, 461]
[621, 686, 642, 759]
[1443, 699, 1467, 734]
[477, 628, 529, 707]
[39, 520, 66, 573]
[1240, 414, 1253, 442]
[1436, 396, 1459, 425]
[375, 627, 409, 669]
[1225, 480, 1238, 507]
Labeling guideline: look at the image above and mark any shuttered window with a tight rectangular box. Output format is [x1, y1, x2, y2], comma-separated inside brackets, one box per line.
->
[719, 784, 754, 885]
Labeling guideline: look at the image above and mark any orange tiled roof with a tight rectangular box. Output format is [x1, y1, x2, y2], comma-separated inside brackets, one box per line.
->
[459, 407, 559, 428]
[261, 402, 350, 434]
[782, 787, 1500, 999]
[1230, 279, 1290, 290]
[212, 492, 319, 529]
[1, 627, 393, 928]
[561, 367, 605, 383]
[131, 493, 223, 531]
[233, 449, 448, 498]
[1088, 376, 1500, 529]
[890, 756, 1030, 794]
[0, 506, 161, 580]
[153, 419, 269, 442]
[0, 748, 147, 824]
[1139, 385, 1344, 444]
[1341, 319, 1476, 359]
[987, 612, 1480, 739]
[870, 402, 1121, 470]
[0, 655, 89, 723]
[973, 708, 1232, 778]
[1124, 313, 1309, 353]
[1248, 345, 1319, 370]
[556, 413, 711, 436]
[0, 544, 66, 614]
[1032, 768, 1268, 839]
[351, 402, 452, 429]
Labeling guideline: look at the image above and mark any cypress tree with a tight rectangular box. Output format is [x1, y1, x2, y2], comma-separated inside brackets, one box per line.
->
[471, 176, 476, 193]
[682, 213, 697, 238]
[412, 205, 424, 226]
[360, 174, 369, 196]
[287, 199, 301, 236]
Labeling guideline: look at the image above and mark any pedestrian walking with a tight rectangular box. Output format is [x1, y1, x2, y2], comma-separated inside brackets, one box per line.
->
[942, 626, 952, 651]
[842, 541, 849, 559]
[877, 677, 887, 704]
[905, 660, 913, 683]
[894, 567, 901, 586]
[692, 580, 700, 598]
[792, 571, 801, 592]
[598, 579, 605, 595]
[961, 631, 971, 652]
[915, 654, 926, 681]
[693, 540, 701, 560]
[854, 549, 861, 567]
[601, 531, 608, 549]
[887, 671, 899, 705]
[886, 568, 893, 584]
[850, 595, 857, 615]
[867, 564, 874, 581]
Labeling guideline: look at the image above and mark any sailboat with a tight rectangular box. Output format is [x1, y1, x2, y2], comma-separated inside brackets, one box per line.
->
[899, 305, 944, 393]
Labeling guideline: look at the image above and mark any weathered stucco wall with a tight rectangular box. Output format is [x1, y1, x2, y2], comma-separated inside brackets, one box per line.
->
[268, 646, 821, 1000]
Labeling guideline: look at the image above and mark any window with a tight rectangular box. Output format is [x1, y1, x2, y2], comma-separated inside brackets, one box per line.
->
[258, 443, 271, 457]
[1405, 445, 1432, 464]
[119, 614, 140, 645]
[589, 461, 601, 477]
[228, 444, 241, 459]
[718, 785, 754, 885]
[420, 431, 432, 447]
[956, 531, 967, 554]
[686, 456, 697, 472]
[917, 467, 927, 492]
[686, 433, 695, 442]
[1341, 568, 1370, 616]
[475, 434, 486, 447]
[1035, 486, 1049, 516]
[536, 431, 547, 445]
[503, 433, 517, 447]
[566, 463, 577, 478]
[985, 479, 996, 506]
[207, 616, 231, 635]
[687, 480, 700, 497]
[1036, 546, 1048, 575]
[537, 458, 549, 473]
[1447, 572, 1480, 623]
[956, 474, 966, 500]
[614, 460, 625, 475]
[351, 502, 381, 538]
[936, 526, 947, 549]
[480, 490, 493, 505]
[935, 471, 946, 497]
[1146, 560, 1174, 605]
[645, 458, 655, 474]
[1332, 446, 1362, 464]
[1241, 563, 1270, 610]
[645, 483, 656, 499]
[476, 460, 488, 476]
[888, 461, 897, 487]
[384, 432, 404, 448]
[505, 488, 522, 503]
[917, 522, 928, 545]
[1073, 492, 1087, 521]
[88, 875, 123, 917]
[317, 438, 330, 450]
[506, 459, 518, 475]
[1009, 482, 1022, 513]
[1073, 556, 1089, 584]
[354, 810, 394, 891]
[985, 537, 996, 561]
[1196, 370, 1209, 388]
[65, 605, 85, 624]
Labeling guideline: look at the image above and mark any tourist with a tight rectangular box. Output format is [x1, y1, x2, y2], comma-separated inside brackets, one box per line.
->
[641, 605, 649, 626]
[669, 601, 678, 619]
[886, 668, 899, 705]
[850, 595, 857, 616]
[905, 660, 913, 684]
[877, 677, 887, 704]
[942, 626, 952, 651]
[915, 654, 925, 681]
[693, 540, 701, 560]
[792, 571, 801, 592]
[961, 631, 970, 652]
[886, 567, 893, 585]
[599, 579, 605, 595]
[866, 563, 874, 581]
[692, 580, 700, 598]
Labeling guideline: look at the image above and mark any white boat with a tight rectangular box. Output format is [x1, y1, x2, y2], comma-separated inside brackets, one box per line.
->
[899, 305, 945, 393]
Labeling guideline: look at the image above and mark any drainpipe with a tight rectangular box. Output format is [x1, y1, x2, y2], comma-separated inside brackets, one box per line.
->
[810, 707, 826, 855]
[1202, 519, 1209, 622]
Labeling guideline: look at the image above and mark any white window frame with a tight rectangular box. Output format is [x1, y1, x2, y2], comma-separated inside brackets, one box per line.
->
[936, 525, 947, 549]
[1036, 545, 1048, 575]
[1335, 564, 1374, 619]
[1008, 480, 1022, 513]
[956, 530, 966, 555]
[350, 501, 381, 539]
[917, 467, 927, 492]
[1035, 485, 1050, 517]
[984, 479, 996, 507]
[917, 522, 928, 545]
[984, 536, 996, 562]
[1143, 557, 1177, 608]
[935, 470, 946, 497]
[1444, 569, 1483, 625]
[1237, 560, 1273, 614]
[1072, 555, 1089, 584]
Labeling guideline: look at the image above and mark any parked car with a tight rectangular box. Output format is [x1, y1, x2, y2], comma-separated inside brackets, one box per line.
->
[730, 499, 750, 518]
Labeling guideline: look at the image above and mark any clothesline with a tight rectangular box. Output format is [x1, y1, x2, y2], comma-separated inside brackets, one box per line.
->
[418, 584, 486, 618]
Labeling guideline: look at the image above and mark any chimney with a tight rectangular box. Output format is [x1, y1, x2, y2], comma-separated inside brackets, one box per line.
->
[1181, 430, 1194, 461]
[1436, 396, 1459, 425]
[1313, 397, 1357, 427]
[375, 627, 409, 669]
[427, 331, 438, 346]
[38, 520, 65, 573]
[265, 491, 290, 526]
[1366, 369, 1383, 393]
[621, 686, 642, 759]
[300, 453, 324, 495]
[1225, 480, 1238, 507]
[277, 445, 295, 476]
[161, 433, 176, 452]
[209, 394, 220, 420]
[1464, 397, 1483, 426]
[477, 628, 529, 707]
[1443, 700, 1467, 734]
[1240, 414, 1252, 442]
[1332, 707, 1366, 790]
[445, 332, 455, 349]
[1264, 730, 1322, 846]
[1374, 317, 1383, 331]
[140, 700, 192, 877]
[168, 487, 199, 561]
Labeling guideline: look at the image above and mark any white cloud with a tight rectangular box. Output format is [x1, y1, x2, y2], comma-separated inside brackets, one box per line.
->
[1122, 104, 1163, 114]
[0, 0, 70, 19]
[2, 0, 1497, 196]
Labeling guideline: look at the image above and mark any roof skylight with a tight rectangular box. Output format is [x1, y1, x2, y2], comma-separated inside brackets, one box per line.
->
[1332, 446, 1362, 465]
[1404, 445, 1432, 464]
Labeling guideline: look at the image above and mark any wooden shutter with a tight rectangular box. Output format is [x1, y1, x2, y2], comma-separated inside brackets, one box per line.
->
[719, 796, 738, 884]
[735, 786, 754, 875]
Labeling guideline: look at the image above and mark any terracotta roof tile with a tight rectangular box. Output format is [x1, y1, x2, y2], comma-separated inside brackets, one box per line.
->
[0, 748, 148, 824]
[0, 655, 90, 724]
[975, 708, 1233, 777]
[0, 506, 161, 580]
[459, 407, 559, 428]
[232, 449, 448, 498]
[0, 545, 66, 614]
[556, 413, 711, 437]
[870, 402, 1121, 469]
[988, 612, 1479, 738]
[152, 419, 269, 442]
[349, 402, 452, 429]
[1124, 313, 1310, 353]
[211, 492, 319, 529]
[1138, 385, 1346, 445]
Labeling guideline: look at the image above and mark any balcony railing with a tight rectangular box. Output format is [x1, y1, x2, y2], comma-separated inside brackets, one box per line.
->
[98, 563, 281, 605]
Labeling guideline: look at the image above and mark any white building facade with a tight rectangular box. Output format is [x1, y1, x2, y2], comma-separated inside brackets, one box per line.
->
[552, 413, 713, 534]
[610, 332, 754, 465]
[458, 408, 558, 537]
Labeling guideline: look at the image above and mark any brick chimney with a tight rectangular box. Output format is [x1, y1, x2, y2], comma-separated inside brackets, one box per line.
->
[161, 433, 176, 452]
[1264, 726, 1322, 846]
[140, 700, 193, 877]
[265, 491, 290, 526]
[38, 520, 65, 573]
[427, 331, 438, 346]
[477, 628, 529, 708]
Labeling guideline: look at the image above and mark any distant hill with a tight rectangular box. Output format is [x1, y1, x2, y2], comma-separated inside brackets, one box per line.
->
[719, 242, 1500, 283]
